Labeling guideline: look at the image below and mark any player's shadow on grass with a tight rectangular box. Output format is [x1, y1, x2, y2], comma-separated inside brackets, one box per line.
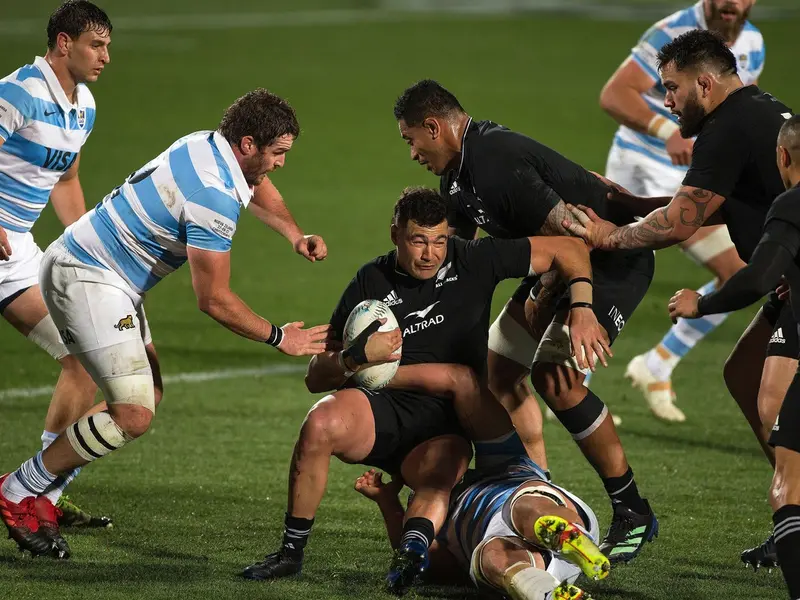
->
[622, 427, 763, 460]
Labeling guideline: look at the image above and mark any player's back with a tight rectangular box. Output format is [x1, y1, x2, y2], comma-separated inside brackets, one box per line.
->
[63, 130, 251, 294]
[447, 120, 634, 238]
[615, 4, 764, 168]
[686, 86, 792, 261]
[0, 59, 96, 234]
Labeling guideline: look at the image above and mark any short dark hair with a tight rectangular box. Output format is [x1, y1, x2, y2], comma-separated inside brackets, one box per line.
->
[393, 80, 465, 127]
[779, 115, 800, 154]
[393, 187, 448, 228]
[657, 29, 737, 76]
[47, 1, 112, 50]
[218, 89, 300, 149]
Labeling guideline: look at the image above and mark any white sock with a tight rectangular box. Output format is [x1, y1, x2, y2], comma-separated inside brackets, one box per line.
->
[2, 452, 56, 504]
[503, 564, 559, 600]
[41, 430, 58, 450]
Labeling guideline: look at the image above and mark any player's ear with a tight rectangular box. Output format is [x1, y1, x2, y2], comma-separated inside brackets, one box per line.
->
[423, 117, 441, 140]
[779, 146, 792, 169]
[697, 74, 713, 98]
[238, 136, 256, 156]
[56, 32, 71, 54]
[390, 224, 399, 246]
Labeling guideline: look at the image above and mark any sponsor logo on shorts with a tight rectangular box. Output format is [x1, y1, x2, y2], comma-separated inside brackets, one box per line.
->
[773, 416, 780, 432]
[770, 328, 786, 345]
[608, 306, 625, 333]
[59, 328, 76, 345]
[114, 315, 136, 331]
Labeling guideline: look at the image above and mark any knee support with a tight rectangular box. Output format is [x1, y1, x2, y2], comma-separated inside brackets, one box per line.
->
[503, 484, 568, 536]
[502, 563, 559, 600]
[28, 314, 69, 361]
[67, 411, 132, 462]
[488, 307, 540, 368]
[552, 391, 608, 441]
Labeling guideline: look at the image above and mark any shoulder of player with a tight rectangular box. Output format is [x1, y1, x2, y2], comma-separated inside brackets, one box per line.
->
[638, 6, 696, 44]
[76, 83, 96, 110]
[766, 187, 800, 224]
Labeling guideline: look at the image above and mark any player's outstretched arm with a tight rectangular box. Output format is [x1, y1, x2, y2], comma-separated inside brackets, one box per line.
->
[669, 223, 798, 321]
[248, 175, 327, 262]
[50, 153, 87, 227]
[186, 245, 332, 355]
[564, 185, 725, 251]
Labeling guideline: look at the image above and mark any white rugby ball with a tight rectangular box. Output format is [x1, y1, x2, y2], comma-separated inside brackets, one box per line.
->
[344, 299, 402, 390]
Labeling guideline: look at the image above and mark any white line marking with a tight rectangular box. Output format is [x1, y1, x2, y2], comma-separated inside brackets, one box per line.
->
[0, 363, 306, 400]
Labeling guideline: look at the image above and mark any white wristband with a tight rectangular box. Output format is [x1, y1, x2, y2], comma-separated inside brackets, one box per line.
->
[337, 351, 356, 378]
[647, 115, 680, 141]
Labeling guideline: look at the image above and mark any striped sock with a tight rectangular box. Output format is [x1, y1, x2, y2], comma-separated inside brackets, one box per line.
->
[401, 517, 434, 550]
[40, 430, 81, 503]
[281, 513, 314, 559]
[646, 280, 729, 381]
[2, 452, 57, 504]
[774, 505, 800, 599]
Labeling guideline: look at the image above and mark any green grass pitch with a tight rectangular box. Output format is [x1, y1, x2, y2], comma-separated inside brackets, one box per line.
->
[0, 2, 797, 599]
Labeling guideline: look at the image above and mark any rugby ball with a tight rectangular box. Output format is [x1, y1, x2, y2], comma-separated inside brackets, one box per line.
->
[343, 299, 402, 390]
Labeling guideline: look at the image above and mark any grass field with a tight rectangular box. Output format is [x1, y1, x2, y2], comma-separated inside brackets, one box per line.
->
[0, 2, 797, 599]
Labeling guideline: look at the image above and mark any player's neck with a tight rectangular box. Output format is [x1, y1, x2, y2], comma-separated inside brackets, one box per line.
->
[43, 52, 79, 104]
[447, 113, 472, 170]
[787, 170, 800, 190]
[709, 75, 744, 112]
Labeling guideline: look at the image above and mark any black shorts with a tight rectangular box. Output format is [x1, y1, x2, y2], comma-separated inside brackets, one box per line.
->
[769, 368, 800, 453]
[361, 388, 464, 474]
[764, 294, 800, 360]
[510, 249, 654, 345]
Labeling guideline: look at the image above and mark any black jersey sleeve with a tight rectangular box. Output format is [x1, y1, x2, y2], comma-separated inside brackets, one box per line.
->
[683, 118, 749, 198]
[697, 219, 799, 316]
[329, 273, 367, 341]
[460, 237, 532, 287]
[446, 195, 478, 239]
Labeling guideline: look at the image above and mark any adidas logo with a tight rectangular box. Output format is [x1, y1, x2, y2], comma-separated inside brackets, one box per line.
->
[770, 328, 786, 344]
[449, 180, 461, 195]
[383, 290, 403, 306]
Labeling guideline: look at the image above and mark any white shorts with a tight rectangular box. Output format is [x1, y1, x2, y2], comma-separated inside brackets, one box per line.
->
[605, 141, 685, 198]
[0, 230, 43, 307]
[40, 238, 152, 354]
[469, 485, 600, 588]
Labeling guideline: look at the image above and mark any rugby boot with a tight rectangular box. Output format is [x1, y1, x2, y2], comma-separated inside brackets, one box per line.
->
[741, 533, 779, 571]
[386, 538, 429, 596]
[0, 474, 54, 556]
[241, 550, 303, 580]
[34, 496, 71, 559]
[533, 515, 610, 581]
[57, 495, 113, 529]
[600, 499, 659, 564]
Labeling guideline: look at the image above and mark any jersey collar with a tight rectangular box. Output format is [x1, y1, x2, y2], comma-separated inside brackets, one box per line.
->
[456, 116, 474, 178]
[212, 131, 254, 208]
[693, 1, 708, 30]
[34, 56, 85, 114]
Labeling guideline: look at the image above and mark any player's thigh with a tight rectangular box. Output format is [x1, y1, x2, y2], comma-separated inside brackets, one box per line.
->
[724, 305, 773, 397]
[400, 434, 471, 490]
[488, 279, 540, 377]
[1, 284, 48, 335]
[0, 230, 45, 332]
[759, 344, 798, 431]
[303, 389, 376, 462]
[604, 143, 650, 197]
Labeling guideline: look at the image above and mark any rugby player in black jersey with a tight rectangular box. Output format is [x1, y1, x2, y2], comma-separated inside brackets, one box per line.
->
[393, 80, 657, 562]
[241, 188, 609, 594]
[668, 115, 800, 600]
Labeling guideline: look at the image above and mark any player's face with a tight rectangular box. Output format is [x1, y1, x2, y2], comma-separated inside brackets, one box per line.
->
[65, 29, 111, 84]
[661, 66, 707, 138]
[706, 0, 754, 39]
[392, 220, 449, 280]
[241, 134, 294, 186]
[398, 119, 453, 176]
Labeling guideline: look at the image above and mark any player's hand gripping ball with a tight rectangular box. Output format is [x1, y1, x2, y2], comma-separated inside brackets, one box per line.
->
[344, 300, 402, 389]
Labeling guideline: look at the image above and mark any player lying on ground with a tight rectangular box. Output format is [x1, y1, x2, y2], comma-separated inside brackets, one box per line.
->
[353, 366, 609, 600]
[564, 29, 795, 568]
[241, 187, 609, 594]
[668, 115, 800, 600]
[599, 0, 761, 422]
[0, 0, 116, 529]
[394, 79, 656, 563]
[0, 89, 332, 560]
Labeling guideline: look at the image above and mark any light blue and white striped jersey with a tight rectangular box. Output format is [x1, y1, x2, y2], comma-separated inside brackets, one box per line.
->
[63, 130, 253, 294]
[0, 57, 96, 233]
[441, 457, 550, 569]
[613, 1, 765, 168]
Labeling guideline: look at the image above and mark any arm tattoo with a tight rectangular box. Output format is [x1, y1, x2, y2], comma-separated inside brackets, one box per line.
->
[537, 200, 577, 237]
[607, 188, 723, 250]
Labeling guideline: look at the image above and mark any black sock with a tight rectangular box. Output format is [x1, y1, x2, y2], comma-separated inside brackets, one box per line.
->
[603, 467, 648, 515]
[774, 505, 800, 599]
[281, 513, 314, 559]
[400, 517, 435, 549]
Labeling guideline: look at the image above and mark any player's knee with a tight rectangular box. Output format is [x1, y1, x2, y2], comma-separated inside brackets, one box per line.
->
[771, 450, 800, 509]
[547, 388, 608, 442]
[478, 538, 515, 584]
[299, 397, 345, 452]
[530, 364, 585, 410]
[109, 404, 153, 439]
[66, 410, 133, 463]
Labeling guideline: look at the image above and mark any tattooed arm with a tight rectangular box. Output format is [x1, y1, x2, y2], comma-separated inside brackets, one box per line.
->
[536, 199, 579, 237]
[565, 186, 726, 251]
